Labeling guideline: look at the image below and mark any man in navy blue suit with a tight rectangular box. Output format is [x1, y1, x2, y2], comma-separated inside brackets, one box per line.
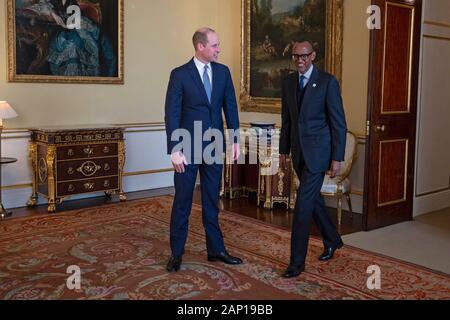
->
[164, 28, 242, 272]
[279, 41, 347, 278]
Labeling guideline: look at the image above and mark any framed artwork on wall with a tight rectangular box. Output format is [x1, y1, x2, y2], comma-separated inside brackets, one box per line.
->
[7, 0, 124, 84]
[240, 0, 343, 113]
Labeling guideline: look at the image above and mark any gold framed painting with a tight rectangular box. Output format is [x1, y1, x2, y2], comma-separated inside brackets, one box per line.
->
[240, 0, 343, 113]
[7, 0, 124, 84]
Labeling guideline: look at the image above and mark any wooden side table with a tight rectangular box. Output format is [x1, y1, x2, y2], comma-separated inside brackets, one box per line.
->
[0, 157, 18, 218]
[27, 126, 126, 213]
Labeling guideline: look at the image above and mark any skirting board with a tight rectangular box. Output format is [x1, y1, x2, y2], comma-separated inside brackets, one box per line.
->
[414, 190, 450, 217]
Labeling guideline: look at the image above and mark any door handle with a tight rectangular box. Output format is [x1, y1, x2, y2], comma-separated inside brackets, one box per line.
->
[375, 125, 386, 132]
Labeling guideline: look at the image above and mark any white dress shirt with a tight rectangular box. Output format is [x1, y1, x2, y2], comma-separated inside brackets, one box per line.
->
[299, 65, 314, 87]
[194, 57, 212, 90]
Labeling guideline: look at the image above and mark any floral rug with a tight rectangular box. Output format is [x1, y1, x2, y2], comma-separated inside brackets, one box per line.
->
[0, 196, 448, 300]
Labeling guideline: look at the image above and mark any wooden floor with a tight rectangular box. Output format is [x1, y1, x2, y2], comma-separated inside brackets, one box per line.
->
[3, 187, 363, 236]
[197, 191, 363, 235]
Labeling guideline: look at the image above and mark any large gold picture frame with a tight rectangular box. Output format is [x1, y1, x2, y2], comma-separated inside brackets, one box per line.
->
[240, 0, 343, 113]
[7, 0, 124, 84]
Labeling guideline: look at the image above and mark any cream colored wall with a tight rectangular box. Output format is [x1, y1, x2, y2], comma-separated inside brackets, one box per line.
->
[341, 0, 370, 136]
[414, 0, 450, 216]
[1, 0, 372, 212]
[0, 0, 241, 128]
[1, 0, 369, 132]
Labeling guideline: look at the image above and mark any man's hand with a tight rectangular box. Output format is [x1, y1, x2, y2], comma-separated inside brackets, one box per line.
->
[232, 143, 240, 161]
[279, 154, 289, 171]
[171, 151, 187, 173]
[327, 160, 341, 178]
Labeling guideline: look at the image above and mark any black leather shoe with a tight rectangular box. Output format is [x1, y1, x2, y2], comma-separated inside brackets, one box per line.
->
[207, 252, 243, 265]
[166, 256, 182, 272]
[319, 241, 344, 261]
[282, 264, 305, 278]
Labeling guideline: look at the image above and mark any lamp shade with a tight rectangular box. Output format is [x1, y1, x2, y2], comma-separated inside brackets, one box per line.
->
[0, 101, 18, 119]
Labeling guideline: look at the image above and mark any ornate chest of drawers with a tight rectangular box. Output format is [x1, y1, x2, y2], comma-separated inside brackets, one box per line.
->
[27, 126, 126, 212]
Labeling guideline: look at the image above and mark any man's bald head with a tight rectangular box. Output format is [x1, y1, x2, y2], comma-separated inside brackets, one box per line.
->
[293, 41, 314, 52]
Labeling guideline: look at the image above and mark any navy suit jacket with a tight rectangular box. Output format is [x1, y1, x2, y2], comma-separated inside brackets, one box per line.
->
[279, 67, 347, 173]
[165, 59, 240, 162]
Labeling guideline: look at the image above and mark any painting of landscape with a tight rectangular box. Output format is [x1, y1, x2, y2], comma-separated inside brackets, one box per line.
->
[250, 0, 326, 98]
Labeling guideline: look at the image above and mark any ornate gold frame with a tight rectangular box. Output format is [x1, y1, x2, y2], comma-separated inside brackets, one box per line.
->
[240, 0, 344, 113]
[6, 0, 124, 84]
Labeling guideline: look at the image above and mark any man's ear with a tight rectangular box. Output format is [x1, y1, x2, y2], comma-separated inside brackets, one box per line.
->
[197, 42, 205, 51]
[311, 51, 317, 62]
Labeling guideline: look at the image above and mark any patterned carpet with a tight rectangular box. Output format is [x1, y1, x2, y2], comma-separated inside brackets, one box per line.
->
[0, 196, 448, 300]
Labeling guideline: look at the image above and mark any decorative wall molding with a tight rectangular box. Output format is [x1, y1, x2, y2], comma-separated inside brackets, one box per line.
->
[2, 121, 365, 213]
[424, 20, 450, 28]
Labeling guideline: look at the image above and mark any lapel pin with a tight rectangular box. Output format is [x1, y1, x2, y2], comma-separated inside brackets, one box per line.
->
[313, 83, 317, 88]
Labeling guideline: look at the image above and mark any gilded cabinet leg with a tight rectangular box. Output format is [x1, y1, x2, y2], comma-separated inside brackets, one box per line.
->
[48, 200, 56, 213]
[264, 175, 272, 209]
[27, 196, 38, 207]
[290, 164, 299, 210]
[118, 141, 126, 202]
[27, 142, 38, 207]
[220, 164, 225, 197]
[257, 164, 262, 206]
[46, 146, 57, 213]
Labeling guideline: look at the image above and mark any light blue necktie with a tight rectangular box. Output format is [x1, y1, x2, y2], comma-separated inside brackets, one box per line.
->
[299, 75, 306, 90]
[203, 65, 212, 103]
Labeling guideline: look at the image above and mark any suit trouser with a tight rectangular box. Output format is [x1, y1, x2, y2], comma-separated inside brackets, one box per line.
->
[291, 165, 342, 266]
[170, 163, 225, 257]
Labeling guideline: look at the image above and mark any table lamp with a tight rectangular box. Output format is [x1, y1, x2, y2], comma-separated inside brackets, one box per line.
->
[0, 101, 18, 127]
[0, 101, 18, 218]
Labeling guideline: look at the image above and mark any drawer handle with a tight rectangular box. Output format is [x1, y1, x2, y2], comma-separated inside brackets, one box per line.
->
[68, 184, 75, 192]
[104, 163, 111, 171]
[104, 180, 110, 188]
[67, 149, 75, 156]
[103, 146, 110, 153]
[67, 167, 74, 175]
[77, 161, 101, 177]
[84, 147, 94, 156]
[84, 182, 95, 190]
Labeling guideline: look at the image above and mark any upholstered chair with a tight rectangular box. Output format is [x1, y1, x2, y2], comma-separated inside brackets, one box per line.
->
[320, 131, 358, 231]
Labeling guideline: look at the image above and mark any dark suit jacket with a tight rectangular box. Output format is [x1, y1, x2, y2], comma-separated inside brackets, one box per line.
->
[165, 58, 239, 162]
[279, 67, 347, 173]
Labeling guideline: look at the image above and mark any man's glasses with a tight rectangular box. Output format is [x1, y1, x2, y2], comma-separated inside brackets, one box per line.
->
[292, 52, 313, 61]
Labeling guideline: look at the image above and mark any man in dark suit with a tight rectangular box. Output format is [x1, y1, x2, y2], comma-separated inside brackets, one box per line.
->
[279, 41, 347, 278]
[164, 27, 242, 272]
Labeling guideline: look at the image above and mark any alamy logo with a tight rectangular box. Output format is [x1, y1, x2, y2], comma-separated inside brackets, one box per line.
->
[66, 265, 81, 290]
[65, 5, 81, 29]
[169, 123, 280, 175]
[367, 5, 381, 30]
[366, 265, 381, 290]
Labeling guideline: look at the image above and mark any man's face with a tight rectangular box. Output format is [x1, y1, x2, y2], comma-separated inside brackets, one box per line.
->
[292, 42, 316, 74]
[198, 32, 220, 63]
